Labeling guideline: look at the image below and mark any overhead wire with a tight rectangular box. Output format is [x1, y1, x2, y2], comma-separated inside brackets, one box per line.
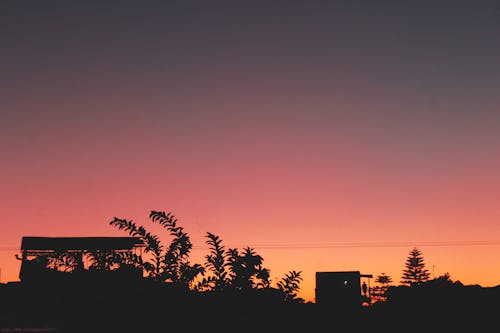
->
[2, 240, 500, 252]
[191, 239, 500, 250]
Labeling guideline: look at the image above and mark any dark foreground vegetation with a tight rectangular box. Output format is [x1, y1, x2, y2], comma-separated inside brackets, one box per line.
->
[1, 278, 499, 333]
[3, 210, 500, 332]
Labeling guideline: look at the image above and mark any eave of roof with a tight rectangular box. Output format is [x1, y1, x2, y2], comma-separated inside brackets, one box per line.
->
[21, 236, 144, 251]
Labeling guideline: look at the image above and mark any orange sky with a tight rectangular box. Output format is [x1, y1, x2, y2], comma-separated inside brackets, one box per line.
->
[1, 1, 500, 303]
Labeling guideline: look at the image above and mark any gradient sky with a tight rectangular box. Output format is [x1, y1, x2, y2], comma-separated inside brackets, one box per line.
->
[1, 1, 500, 302]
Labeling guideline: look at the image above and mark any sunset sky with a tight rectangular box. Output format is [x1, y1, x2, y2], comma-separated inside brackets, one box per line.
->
[1, 1, 499, 302]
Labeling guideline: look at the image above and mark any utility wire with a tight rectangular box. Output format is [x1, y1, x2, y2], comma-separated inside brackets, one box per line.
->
[191, 240, 500, 250]
[2, 240, 500, 251]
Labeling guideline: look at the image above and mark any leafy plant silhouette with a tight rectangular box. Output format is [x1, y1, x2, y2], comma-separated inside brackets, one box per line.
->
[202, 231, 303, 302]
[110, 210, 204, 289]
[109, 209, 304, 302]
[227, 246, 268, 291]
[86, 250, 122, 271]
[277, 270, 304, 303]
[21, 251, 80, 272]
[202, 232, 229, 291]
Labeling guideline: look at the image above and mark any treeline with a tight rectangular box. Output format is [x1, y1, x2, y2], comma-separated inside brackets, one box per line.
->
[1, 210, 499, 332]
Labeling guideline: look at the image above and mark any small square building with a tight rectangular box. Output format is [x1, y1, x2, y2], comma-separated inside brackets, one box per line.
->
[315, 271, 372, 311]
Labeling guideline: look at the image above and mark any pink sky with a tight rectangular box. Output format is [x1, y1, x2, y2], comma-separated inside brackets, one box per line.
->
[1, 1, 500, 302]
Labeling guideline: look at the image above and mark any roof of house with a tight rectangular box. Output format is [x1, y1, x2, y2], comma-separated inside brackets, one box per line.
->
[21, 236, 144, 251]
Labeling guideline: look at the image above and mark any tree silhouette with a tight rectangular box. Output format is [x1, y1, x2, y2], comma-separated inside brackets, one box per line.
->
[109, 209, 304, 304]
[201, 231, 303, 302]
[277, 270, 304, 303]
[425, 272, 462, 288]
[198, 234, 270, 292]
[227, 247, 266, 291]
[201, 232, 229, 291]
[401, 247, 430, 287]
[376, 272, 393, 286]
[25, 251, 79, 273]
[373, 272, 393, 302]
[86, 250, 121, 271]
[109, 210, 204, 289]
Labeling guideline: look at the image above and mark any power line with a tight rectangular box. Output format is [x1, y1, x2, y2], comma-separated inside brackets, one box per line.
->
[2, 240, 500, 252]
[191, 240, 500, 250]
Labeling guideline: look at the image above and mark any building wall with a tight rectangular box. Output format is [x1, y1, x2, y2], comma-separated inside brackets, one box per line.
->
[315, 271, 362, 311]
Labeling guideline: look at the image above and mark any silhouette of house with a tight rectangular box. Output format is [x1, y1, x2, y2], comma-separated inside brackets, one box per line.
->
[18, 236, 145, 282]
[315, 271, 373, 311]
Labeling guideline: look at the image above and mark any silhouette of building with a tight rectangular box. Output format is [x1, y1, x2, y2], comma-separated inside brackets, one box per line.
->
[18, 236, 145, 282]
[315, 271, 373, 311]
